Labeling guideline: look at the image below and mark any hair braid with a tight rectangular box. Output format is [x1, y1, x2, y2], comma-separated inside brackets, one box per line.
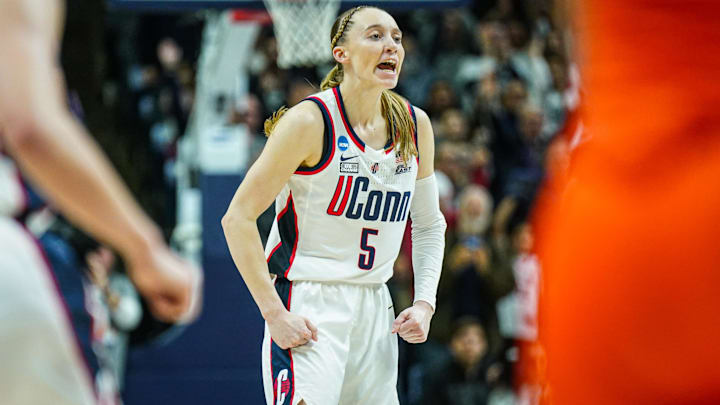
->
[321, 6, 366, 91]
[331, 6, 364, 49]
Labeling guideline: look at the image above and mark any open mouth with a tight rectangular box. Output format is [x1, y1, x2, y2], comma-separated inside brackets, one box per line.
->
[376, 60, 397, 73]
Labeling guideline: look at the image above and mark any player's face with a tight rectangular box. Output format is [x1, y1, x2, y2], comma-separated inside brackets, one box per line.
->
[342, 8, 405, 89]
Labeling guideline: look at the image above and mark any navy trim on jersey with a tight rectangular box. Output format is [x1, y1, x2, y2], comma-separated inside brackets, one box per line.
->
[334, 86, 398, 153]
[408, 102, 419, 163]
[333, 87, 365, 151]
[295, 97, 336, 175]
[270, 278, 295, 405]
[267, 193, 299, 278]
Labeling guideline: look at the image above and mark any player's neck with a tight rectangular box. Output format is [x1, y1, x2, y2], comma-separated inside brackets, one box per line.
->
[338, 79, 383, 127]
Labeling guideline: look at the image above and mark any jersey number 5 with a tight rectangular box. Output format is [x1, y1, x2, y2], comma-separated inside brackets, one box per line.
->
[359, 228, 378, 270]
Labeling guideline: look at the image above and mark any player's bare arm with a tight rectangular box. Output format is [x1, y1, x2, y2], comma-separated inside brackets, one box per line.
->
[0, 0, 199, 323]
[222, 101, 323, 350]
[392, 106, 445, 344]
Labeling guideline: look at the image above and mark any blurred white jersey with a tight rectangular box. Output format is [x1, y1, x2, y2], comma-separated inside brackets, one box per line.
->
[0, 141, 95, 404]
[264, 86, 418, 284]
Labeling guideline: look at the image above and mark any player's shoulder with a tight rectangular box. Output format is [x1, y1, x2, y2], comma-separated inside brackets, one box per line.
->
[273, 99, 325, 138]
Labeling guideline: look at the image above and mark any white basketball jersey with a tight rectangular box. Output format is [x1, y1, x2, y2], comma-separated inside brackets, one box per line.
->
[264, 87, 419, 284]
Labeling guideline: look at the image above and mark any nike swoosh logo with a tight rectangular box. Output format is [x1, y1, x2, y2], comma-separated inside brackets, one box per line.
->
[340, 155, 358, 161]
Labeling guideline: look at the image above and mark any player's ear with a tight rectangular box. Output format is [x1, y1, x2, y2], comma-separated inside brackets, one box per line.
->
[332, 46, 348, 64]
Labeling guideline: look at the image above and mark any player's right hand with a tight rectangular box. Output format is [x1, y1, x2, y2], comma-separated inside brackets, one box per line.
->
[125, 242, 202, 323]
[267, 310, 318, 349]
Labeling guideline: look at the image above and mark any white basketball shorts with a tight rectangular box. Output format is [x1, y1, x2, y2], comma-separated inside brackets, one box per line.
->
[262, 279, 399, 405]
[0, 217, 96, 405]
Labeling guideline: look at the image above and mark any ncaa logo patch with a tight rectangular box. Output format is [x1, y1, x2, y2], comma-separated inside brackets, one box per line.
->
[338, 136, 349, 152]
[370, 162, 380, 174]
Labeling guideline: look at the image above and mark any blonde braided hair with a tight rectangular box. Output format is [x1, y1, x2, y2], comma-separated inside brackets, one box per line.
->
[320, 6, 366, 91]
[331, 6, 364, 48]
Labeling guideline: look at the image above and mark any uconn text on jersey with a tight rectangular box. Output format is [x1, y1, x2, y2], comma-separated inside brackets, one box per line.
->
[327, 175, 412, 222]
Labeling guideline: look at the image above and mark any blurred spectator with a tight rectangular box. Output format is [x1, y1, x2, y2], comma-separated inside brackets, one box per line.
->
[456, 21, 513, 92]
[439, 109, 470, 142]
[423, 317, 501, 405]
[430, 10, 474, 83]
[496, 222, 540, 341]
[489, 80, 526, 197]
[502, 104, 544, 200]
[436, 141, 469, 190]
[446, 235, 498, 339]
[541, 54, 569, 140]
[233, 93, 266, 166]
[425, 80, 460, 120]
[456, 185, 493, 240]
[509, 20, 552, 108]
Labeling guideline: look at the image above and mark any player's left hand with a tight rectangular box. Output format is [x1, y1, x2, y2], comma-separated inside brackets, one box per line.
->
[391, 301, 434, 344]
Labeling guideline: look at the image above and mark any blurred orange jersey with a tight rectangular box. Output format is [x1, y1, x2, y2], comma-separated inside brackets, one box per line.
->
[537, 1, 720, 404]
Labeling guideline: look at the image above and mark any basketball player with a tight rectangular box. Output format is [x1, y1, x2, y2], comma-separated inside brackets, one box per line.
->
[0, 1, 201, 404]
[536, 1, 720, 404]
[222, 6, 446, 405]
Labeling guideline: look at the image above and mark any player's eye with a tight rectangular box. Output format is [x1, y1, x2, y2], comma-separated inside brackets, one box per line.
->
[369, 32, 382, 40]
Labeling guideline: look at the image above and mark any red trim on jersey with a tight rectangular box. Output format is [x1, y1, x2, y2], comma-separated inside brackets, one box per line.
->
[332, 87, 366, 152]
[277, 194, 291, 218]
[16, 220, 97, 399]
[267, 242, 282, 263]
[294, 96, 336, 175]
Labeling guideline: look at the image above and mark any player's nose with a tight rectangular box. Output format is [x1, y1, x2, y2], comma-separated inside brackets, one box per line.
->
[383, 38, 399, 53]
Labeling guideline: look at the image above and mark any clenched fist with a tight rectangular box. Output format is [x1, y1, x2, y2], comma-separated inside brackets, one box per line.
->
[391, 301, 434, 344]
[267, 310, 319, 349]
